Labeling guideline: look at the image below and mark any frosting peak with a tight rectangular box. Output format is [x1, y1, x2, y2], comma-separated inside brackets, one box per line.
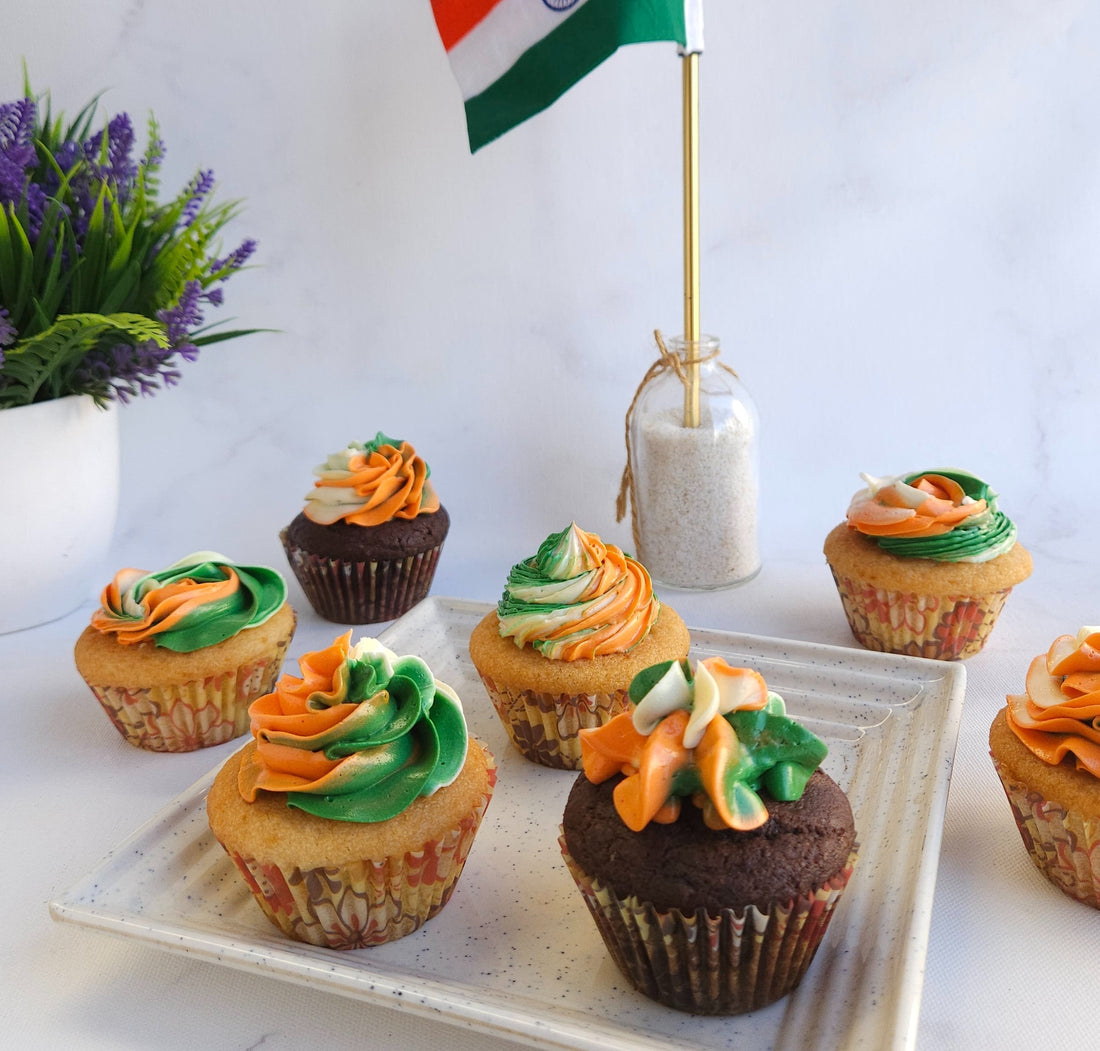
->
[496, 523, 659, 660]
[846, 469, 1018, 563]
[238, 632, 468, 822]
[1005, 628, 1100, 777]
[580, 658, 827, 832]
[90, 551, 287, 652]
[303, 432, 440, 526]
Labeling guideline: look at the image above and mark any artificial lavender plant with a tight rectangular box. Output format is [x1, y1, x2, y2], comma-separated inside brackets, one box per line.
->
[0, 75, 258, 408]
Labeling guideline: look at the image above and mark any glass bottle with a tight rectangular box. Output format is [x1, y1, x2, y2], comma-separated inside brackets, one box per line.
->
[625, 334, 760, 590]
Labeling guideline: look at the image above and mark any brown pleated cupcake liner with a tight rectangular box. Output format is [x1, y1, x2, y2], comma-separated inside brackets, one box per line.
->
[828, 567, 1012, 660]
[280, 529, 443, 624]
[85, 634, 294, 753]
[560, 832, 858, 1015]
[990, 756, 1100, 909]
[222, 752, 497, 949]
[475, 670, 631, 769]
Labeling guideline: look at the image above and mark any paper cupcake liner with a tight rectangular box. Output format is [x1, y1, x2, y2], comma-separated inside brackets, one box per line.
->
[560, 833, 858, 1015]
[828, 568, 1012, 660]
[990, 756, 1100, 909]
[280, 529, 443, 624]
[475, 670, 630, 769]
[86, 634, 294, 753]
[224, 752, 497, 949]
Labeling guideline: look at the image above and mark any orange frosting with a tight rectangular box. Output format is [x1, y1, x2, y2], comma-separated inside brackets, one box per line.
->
[1006, 629, 1100, 778]
[304, 436, 440, 527]
[238, 631, 357, 798]
[847, 473, 987, 538]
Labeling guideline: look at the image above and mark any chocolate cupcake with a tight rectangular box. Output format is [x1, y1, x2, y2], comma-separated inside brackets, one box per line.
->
[561, 656, 858, 1014]
[281, 432, 449, 623]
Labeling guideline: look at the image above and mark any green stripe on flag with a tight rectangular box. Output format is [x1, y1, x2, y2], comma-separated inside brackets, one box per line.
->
[465, 0, 687, 152]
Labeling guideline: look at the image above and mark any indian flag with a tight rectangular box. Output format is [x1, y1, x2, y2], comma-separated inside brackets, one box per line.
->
[431, 0, 705, 152]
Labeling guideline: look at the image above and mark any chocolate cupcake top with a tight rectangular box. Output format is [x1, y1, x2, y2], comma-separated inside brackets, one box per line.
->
[845, 469, 1018, 563]
[495, 522, 660, 661]
[566, 655, 854, 911]
[303, 432, 441, 527]
[90, 551, 287, 652]
[1005, 627, 1100, 777]
[238, 632, 469, 823]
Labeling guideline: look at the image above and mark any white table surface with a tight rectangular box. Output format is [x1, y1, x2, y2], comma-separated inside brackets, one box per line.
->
[7, 535, 1097, 1051]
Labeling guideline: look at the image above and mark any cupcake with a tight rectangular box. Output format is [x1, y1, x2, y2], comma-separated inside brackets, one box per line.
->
[561, 656, 858, 1014]
[74, 552, 296, 752]
[989, 627, 1100, 908]
[468, 522, 689, 769]
[207, 632, 495, 948]
[280, 432, 449, 624]
[823, 469, 1032, 659]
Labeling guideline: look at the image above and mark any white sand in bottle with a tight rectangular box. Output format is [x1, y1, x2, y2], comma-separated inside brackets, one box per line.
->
[634, 404, 759, 590]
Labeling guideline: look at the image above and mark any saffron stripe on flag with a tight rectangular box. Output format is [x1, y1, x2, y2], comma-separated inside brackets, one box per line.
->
[430, 0, 506, 52]
[445, 0, 597, 100]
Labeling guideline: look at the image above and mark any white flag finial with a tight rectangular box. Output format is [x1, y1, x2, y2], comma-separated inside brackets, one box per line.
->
[679, 0, 704, 55]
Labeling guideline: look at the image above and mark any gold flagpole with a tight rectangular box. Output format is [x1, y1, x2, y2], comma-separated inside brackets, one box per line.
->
[682, 50, 700, 428]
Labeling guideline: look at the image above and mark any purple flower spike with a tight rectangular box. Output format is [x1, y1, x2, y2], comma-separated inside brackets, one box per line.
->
[211, 237, 256, 278]
[181, 168, 215, 226]
[0, 305, 16, 349]
[0, 98, 37, 206]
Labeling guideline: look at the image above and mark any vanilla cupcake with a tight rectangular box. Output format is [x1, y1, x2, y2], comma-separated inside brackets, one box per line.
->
[281, 432, 449, 624]
[469, 522, 689, 769]
[561, 656, 858, 1014]
[989, 627, 1100, 908]
[74, 552, 296, 752]
[207, 632, 495, 948]
[824, 469, 1031, 659]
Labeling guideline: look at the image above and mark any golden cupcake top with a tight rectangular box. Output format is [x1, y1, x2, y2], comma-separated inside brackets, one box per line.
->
[845, 469, 1018, 562]
[495, 522, 659, 661]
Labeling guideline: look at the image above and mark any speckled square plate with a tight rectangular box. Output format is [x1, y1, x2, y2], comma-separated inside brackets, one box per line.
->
[50, 597, 964, 1051]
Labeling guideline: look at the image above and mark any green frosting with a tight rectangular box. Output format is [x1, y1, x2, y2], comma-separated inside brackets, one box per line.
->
[107, 551, 287, 652]
[269, 641, 468, 823]
[875, 469, 1018, 563]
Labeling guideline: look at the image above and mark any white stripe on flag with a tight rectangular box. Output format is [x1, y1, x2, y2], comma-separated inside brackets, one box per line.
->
[447, 0, 594, 101]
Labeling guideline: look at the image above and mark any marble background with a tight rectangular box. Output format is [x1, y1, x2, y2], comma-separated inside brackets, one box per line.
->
[4, 4, 1100, 1051]
[6, 1, 1097, 599]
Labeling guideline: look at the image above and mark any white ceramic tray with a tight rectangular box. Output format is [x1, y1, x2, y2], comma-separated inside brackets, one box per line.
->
[51, 597, 965, 1051]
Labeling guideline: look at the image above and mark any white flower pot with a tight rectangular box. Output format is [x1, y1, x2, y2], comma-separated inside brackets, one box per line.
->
[0, 395, 119, 633]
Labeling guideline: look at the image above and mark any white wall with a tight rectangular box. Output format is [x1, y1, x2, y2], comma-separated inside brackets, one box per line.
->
[5, 1, 1097, 601]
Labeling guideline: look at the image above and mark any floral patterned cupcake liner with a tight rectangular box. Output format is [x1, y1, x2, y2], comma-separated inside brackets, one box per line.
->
[280, 529, 443, 624]
[222, 756, 497, 949]
[475, 671, 630, 769]
[829, 569, 1012, 660]
[87, 640, 293, 752]
[560, 833, 858, 1014]
[990, 757, 1100, 909]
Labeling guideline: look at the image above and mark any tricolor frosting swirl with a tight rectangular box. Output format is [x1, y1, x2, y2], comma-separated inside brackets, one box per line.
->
[496, 523, 659, 661]
[303, 432, 441, 526]
[846, 469, 1017, 563]
[90, 551, 287, 652]
[1006, 627, 1100, 777]
[238, 632, 468, 822]
[579, 658, 828, 831]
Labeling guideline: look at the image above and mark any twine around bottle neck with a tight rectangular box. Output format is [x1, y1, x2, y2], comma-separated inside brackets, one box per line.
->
[615, 331, 739, 550]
